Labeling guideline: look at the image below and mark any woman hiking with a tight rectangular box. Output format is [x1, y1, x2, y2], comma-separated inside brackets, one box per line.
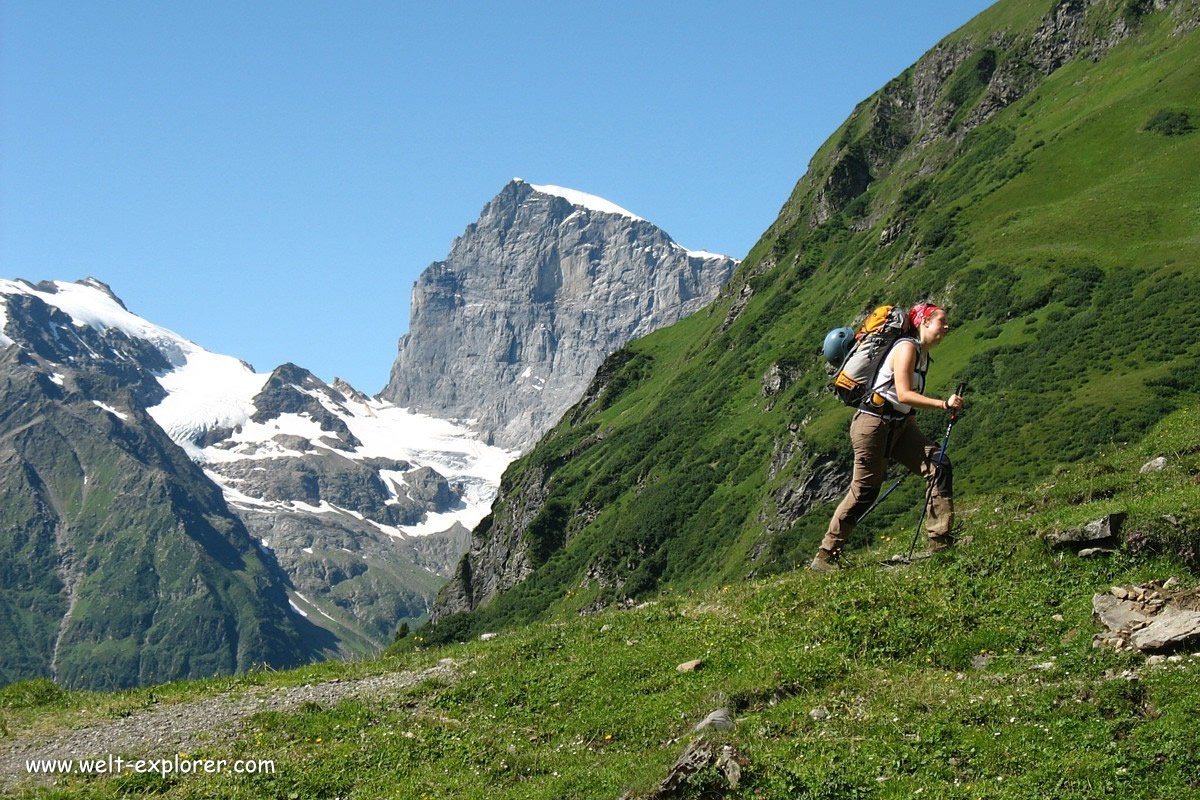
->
[811, 303, 964, 573]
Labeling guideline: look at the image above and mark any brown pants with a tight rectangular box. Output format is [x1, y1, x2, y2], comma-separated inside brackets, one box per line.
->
[820, 411, 953, 553]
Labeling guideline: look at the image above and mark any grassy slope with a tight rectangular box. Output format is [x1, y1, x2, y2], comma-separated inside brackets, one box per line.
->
[424, 0, 1200, 640]
[4, 404, 1199, 799]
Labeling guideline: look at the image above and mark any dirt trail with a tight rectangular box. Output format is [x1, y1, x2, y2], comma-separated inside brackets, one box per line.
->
[1, 661, 456, 790]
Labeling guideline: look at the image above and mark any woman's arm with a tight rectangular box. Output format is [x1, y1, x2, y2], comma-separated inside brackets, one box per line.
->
[892, 342, 962, 410]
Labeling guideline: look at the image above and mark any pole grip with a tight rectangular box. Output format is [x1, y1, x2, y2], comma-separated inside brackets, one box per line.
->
[950, 383, 967, 420]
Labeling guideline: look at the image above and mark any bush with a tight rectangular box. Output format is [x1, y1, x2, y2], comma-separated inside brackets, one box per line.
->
[0, 677, 66, 709]
[1125, 513, 1200, 569]
[1123, 0, 1153, 27]
[1143, 109, 1195, 137]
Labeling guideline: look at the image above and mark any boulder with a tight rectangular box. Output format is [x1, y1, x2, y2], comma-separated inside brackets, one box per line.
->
[1140, 456, 1167, 473]
[693, 708, 735, 733]
[1046, 513, 1126, 549]
[1130, 606, 1200, 651]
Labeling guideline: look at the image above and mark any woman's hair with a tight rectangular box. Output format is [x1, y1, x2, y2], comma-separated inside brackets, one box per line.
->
[909, 303, 943, 328]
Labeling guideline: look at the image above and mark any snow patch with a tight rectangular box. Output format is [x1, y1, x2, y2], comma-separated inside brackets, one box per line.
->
[92, 400, 128, 421]
[49, 373, 65, 386]
[519, 179, 644, 221]
[0, 297, 12, 347]
[288, 599, 309, 618]
[294, 591, 339, 623]
[670, 242, 737, 263]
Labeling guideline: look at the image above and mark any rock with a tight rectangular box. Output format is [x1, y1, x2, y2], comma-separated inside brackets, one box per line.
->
[1079, 547, 1115, 558]
[1130, 606, 1200, 651]
[677, 659, 704, 673]
[1052, 614, 1065, 622]
[479, 632, 499, 642]
[1046, 514, 1126, 549]
[693, 708, 735, 733]
[654, 737, 714, 795]
[718, 745, 745, 789]
[809, 706, 831, 721]
[1031, 661, 1056, 672]
[647, 739, 746, 794]
[971, 654, 994, 670]
[1140, 456, 1167, 473]
[599, 624, 612, 633]
[1094, 593, 1154, 633]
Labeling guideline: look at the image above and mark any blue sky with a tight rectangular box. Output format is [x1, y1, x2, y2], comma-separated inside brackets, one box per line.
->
[1, 0, 995, 393]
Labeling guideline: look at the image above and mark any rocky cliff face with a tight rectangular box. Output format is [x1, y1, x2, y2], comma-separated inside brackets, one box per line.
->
[380, 180, 737, 452]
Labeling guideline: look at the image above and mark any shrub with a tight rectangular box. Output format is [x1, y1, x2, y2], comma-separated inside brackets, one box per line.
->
[1143, 109, 1195, 136]
[1125, 512, 1200, 569]
[0, 677, 66, 709]
[1123, 0, 1153, 27]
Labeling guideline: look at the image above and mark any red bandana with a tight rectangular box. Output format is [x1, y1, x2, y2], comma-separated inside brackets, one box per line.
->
[909, 303, 942, 328]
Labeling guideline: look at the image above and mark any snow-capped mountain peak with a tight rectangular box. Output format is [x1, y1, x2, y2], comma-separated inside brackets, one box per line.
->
[0, 277, 515, 540]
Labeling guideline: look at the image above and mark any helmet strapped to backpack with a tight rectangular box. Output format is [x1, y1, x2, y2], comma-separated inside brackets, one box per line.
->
[822, 327, 855, 366]
[829, 305, 914, 407]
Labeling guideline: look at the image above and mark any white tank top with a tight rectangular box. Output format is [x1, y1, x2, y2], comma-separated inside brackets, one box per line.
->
[868, 338, 928, 415]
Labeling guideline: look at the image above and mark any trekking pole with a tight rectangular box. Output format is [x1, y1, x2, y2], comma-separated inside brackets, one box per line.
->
[904, 383, 967, 561]
[855, 471, 908, 526]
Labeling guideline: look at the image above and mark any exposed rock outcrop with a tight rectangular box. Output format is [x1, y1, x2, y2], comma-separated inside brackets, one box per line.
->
[1093, 580, 1200, 652]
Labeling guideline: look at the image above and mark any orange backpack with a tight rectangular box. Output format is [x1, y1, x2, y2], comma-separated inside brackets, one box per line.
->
[830, 305, 913, 407]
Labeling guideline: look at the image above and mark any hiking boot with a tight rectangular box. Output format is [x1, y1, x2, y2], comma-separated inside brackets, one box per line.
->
[928, 534, 955, 553]
[809, 548, 840, 573]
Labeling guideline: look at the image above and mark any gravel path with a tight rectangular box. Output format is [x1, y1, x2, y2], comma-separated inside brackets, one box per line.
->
[1, 661, 457, 790]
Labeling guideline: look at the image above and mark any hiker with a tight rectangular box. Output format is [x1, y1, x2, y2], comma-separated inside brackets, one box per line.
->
[811, 303, 963, 572]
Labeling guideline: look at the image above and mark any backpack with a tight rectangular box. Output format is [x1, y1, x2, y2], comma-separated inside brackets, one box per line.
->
[830, 305, 913, 407]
